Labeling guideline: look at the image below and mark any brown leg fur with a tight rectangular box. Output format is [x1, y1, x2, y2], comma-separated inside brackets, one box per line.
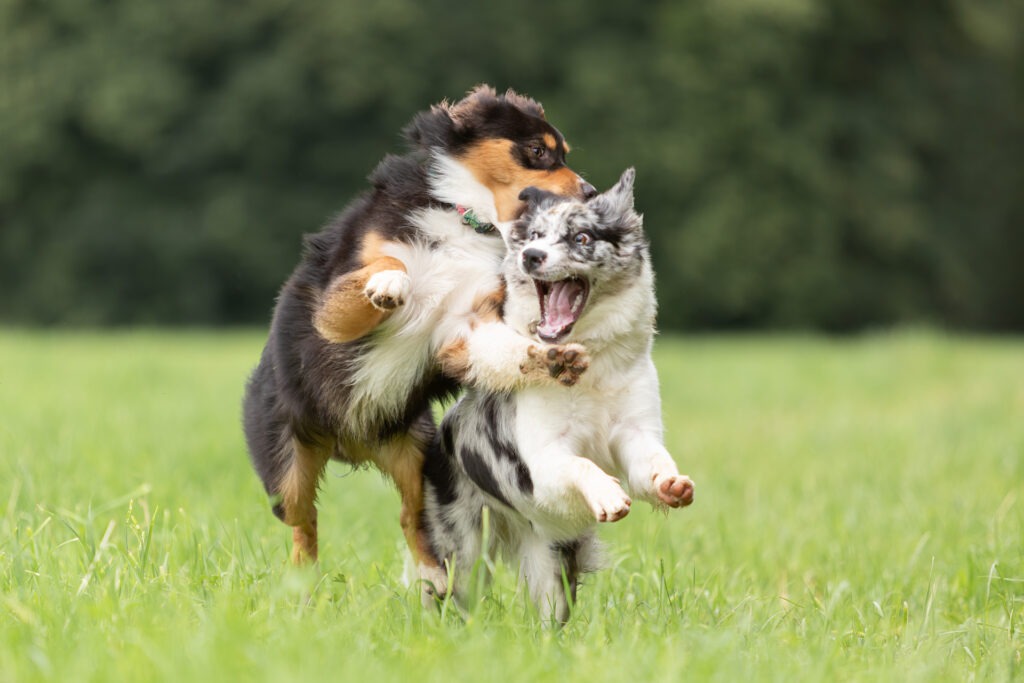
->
[277, 438, 330, 564]
[314, 233, 409, 343]
[313, 256, 407, 343]
[375, 434, 442, 574]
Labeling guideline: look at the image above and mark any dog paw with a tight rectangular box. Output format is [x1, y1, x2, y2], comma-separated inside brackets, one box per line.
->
[654, 474, 694, 508]
[522, 343, 589, 386]
[586, 477, 632, 523]
[364, 270, 411, 310]
[417, 563, 450, 607]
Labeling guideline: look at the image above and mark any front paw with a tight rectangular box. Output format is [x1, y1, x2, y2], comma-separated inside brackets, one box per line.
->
[585, 476, 632, 523]
[654, 474, 694, 508]
[364, 270, 411, 310]
[522, 343, 589, 386]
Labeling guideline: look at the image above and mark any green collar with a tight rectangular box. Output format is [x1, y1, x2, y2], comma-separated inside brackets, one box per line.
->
[456, 205, 496, 235]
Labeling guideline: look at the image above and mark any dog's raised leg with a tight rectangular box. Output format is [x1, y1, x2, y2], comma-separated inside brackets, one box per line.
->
[439, 321, 589, 391]
[614, 432, 694, 509]
[313, 259, 408, 343]
[524, 450, 633, 524]
[314, 233, 411, 343]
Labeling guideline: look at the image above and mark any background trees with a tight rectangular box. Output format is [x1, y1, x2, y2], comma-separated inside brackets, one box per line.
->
[1, 0, 1021, 330]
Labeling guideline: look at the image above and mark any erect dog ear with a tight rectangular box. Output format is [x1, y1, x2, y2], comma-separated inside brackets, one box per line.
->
[590, 167, 640, 231]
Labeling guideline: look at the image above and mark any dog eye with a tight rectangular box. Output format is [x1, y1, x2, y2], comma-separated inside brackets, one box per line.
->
[530, 145, 546, 158]
[574, 230, 594, 246]
[528, 230, 540, 240]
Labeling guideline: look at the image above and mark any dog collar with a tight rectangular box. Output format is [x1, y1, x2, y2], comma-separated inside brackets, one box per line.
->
[456, 205, 496, 235]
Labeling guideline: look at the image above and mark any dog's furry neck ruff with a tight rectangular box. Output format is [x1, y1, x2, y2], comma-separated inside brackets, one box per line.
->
[427, 152, 506, 237]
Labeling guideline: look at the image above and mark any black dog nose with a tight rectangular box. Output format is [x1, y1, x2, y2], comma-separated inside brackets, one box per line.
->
[580, 181, 597, 200]
[522, 248, 547, 272]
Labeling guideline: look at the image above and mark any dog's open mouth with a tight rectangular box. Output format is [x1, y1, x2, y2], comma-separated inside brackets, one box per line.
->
[534, 276, 590, 342]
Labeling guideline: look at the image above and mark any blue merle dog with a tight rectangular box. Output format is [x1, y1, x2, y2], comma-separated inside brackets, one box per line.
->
[420, 168, 694, 623]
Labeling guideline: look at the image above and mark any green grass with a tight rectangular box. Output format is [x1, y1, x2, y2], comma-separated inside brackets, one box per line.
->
[1, 330, 1022, 682]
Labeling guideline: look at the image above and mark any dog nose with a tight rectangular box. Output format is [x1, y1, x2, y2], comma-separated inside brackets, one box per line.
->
[580, 181, 597, 200]
[522, 248, 547, 273]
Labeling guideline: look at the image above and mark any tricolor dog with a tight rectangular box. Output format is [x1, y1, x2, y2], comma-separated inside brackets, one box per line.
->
[242, 86, 594, 585]
[422, 169, 694, 623]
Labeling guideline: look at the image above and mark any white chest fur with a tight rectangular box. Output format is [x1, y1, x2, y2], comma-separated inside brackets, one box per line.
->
[345, 209, 506, 432]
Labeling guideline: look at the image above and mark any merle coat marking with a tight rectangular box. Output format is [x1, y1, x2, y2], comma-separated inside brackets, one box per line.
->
[422, 168, 695, 623]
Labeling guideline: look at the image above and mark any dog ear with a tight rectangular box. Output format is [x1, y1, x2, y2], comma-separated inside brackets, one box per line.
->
[591, 167, 640, 230]
[448, 85, 546, 132]
[404, 102, 457, 150]
[501, 87, 545, 120]
[448, 85, 499, 131]
[518, 186, 561, 206]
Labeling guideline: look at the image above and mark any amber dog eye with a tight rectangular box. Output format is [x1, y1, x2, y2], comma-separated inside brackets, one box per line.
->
[574, 231, 593, 246]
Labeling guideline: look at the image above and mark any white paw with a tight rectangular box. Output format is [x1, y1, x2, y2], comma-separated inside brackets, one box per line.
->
[585, 476, 632, 523]
[654, 473, 694, 508]
[364, 270, 411, 310]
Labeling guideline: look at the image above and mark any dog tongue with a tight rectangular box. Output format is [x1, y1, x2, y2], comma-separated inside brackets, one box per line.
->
[538, 279, 585, 339]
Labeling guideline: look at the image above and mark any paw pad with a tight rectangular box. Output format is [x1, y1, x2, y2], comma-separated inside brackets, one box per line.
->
[526, 343, 589, 385]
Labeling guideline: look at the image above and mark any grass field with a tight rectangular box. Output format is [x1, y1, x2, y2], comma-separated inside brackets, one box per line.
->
[1, 330, 1022, 682]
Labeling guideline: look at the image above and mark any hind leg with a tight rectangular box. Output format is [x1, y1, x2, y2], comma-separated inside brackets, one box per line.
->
[274, 438, 330, 564]
[520, 535, 576, 626]
[520, 533, 598, 626]
[374, 430, 448, 594]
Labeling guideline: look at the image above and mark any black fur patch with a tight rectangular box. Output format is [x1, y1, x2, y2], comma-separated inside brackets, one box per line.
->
[492, 437, 534, 497]
[478, 393, 534, 497]
[553, 540, 582, 602]
[423, 425, 458, 507]
[459, 445, 514, 509]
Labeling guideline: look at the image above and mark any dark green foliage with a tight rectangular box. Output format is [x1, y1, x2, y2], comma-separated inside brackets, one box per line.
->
[1, 0, 1021, 329]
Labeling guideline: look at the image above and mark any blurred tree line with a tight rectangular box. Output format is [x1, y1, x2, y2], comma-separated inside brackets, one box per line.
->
[1, 0, 1021, 331]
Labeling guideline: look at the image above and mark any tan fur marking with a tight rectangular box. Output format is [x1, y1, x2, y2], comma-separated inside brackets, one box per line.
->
[277, 439, 329, 564]
[438, 283, 505, 380]
[562, 140, 571, 154]
[471, 282, 506, 325]
[313, 233, 408, 343]
[457, 140, 586, 221]
[543, 133, 557, 151]
[376, 437, 441, 570]
[292, 522, 318, 565]
[438, 337, 471, 382]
